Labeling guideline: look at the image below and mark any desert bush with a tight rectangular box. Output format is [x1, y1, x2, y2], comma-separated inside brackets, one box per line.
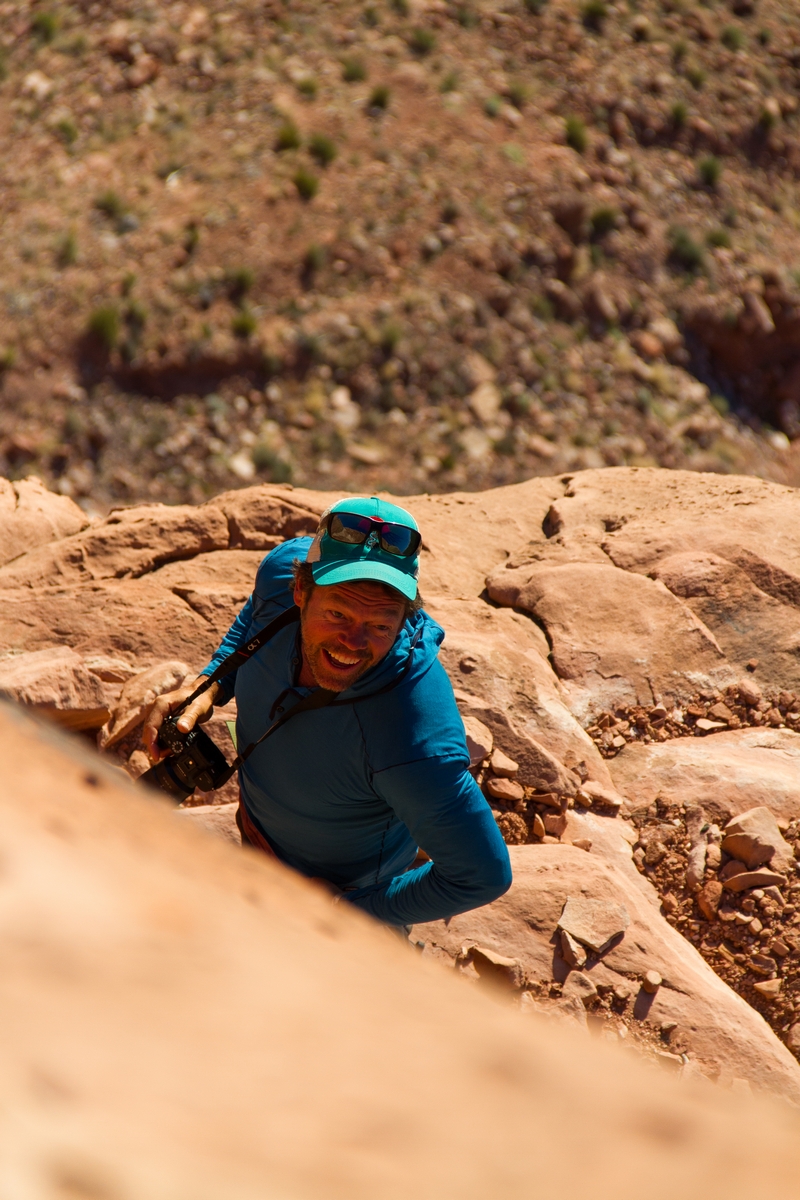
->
[32, 11, 58, 42]
[0, 49, 7, 82]
[484, 96, 502, 118]
[590, 206, 618, 238]
[698, 155, 722, 188]
[440, 70, 459, 93]
[87, 305, 120, 349]
[184, 221, 200, 255]
[252, 444, 292, 482]
[294, 167, 319, 201]
[0, 347, 16, 372]
[721, 25, 744, 51]
[56, 229, 77, 267]
[565, 115, 587, 153]
[309, 133, 337, 167]
[275, 122, 301, 151]
[507, 80, 529, 110]
[668, 226, 704, 273]
[226, 267, 255, 304]
[304, 243, 327, 275]
[707, 227, 732, 248]
[342, 56, 367, 82]
[685, 63, 706, 89]
[231, 309, 257, 339]
[409, 27, 436, 55]
[55, 116, 78, 145]
[297, 76, 318, 99]
[95, 190, 127, 220]
[670, 100, 688, 128]
[581, 0, 607, 32]
[368, 84, 391, 111]
[524, 0, 547, 11]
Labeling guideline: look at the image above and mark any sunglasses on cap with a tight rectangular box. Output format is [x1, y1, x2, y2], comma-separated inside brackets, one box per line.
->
[324, 511, 421, 558]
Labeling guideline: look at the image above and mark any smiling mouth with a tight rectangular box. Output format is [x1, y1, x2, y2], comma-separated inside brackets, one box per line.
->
[322, 648, 367, 671]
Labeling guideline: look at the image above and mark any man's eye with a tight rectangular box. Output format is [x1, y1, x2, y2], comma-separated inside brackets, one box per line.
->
[329, 610, 346, 619]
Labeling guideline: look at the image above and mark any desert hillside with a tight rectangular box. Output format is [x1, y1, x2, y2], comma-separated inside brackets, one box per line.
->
[4, 0, 800, 509]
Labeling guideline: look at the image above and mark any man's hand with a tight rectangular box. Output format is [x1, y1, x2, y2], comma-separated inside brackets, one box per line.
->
[142, 676, 220, 763]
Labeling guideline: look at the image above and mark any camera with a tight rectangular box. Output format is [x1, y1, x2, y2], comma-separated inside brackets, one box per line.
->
[139, 715, 232, 803]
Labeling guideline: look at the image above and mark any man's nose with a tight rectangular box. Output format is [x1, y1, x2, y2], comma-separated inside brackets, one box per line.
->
[337, 623, 368, 650]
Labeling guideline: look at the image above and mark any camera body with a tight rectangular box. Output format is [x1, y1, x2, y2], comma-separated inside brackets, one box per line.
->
[139, 715, 232, 802]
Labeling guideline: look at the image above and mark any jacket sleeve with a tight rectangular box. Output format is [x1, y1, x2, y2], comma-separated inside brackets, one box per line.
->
[199, 595, 254, 705]
[345, 755, 512, 927]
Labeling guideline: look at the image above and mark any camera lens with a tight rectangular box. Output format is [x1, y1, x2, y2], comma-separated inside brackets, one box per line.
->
[139, 759, 194, 803]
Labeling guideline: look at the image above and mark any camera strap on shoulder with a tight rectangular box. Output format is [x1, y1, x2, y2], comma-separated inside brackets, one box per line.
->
[174, 604, 302, 717]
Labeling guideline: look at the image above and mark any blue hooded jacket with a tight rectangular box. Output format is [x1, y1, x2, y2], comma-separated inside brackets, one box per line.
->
[201, 538, 512, 927]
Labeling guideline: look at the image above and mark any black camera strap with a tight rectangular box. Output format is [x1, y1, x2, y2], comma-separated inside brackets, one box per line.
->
[172, 601, 424, 786]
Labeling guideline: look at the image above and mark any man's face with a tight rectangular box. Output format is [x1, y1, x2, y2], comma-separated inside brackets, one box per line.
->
[293, 577, 407, 692]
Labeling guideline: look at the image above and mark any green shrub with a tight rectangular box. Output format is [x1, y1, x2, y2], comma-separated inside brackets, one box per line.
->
[55, 117, 78, 146]
[409, 27, 436, 55]
[686, 63, 706, 90]
[698, 155, 722, 188]
[184, 221, 200, 255]
[524, 0, 547, 11]
[484, 95, 502, 118]
[391, 0, 410, 14]
[0, 347, 16, 372]
[590, 205, 618, 238]
[581, 0, 607, 32]
[668, 226, 704, 273]
[670, 100, 688, 128]
[88, 305, 120, 349]
[710, 393, 729, 416]
[457, 5, 478, 26]
[125, 300, 147, 333]
[252, 444, 292, 481]
[304, 243, 327, 274]
[231, 309, 257, 339]
[294, 167, 319, 201]
[309, 132, 337, 167]
[275, 121, 301, 151]
[440, 70, 459, 93]
[296, 76, 318, 99]
[368, 84, 391, 111]
[226, 266, 255, 304]
[706, 227, 732, 249]
[507, 80, 529, 110]
[721, 25, 744, 51]
[0, 49, 7, 82]
[565, 115, 587, 153]
[32, 11, 58, 42]
[95, 190, 126, 220]
[342, 56, 367, 83]
[672, 38, 688, 63]
[56, 229, 77, 267]
[758, 28, 771, 46]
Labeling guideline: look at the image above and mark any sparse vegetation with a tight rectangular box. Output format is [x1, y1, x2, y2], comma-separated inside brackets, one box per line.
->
[296, 76, 318, 99]
[707, 227, 732, 249]
[670, 101, 688, 129]
[252, 444, 292, 482]
[668, 226, 705, 273]
[294, 167, 319, 201]
[368, 84, 390, 111]
[565, 115, 588, 153]
[721, 25, 745, 52]
[342, 56, 367, 83]
[55, 117, 78, 146]
[309, 133, 337, 168]
[484, 96, 502, 118]
[590, 206, 618, 239]
[507, 81, 529, 110]
[698, 155, 722, 189]
[686, 63, 707, 90]
[440, 70, 459, 93]
[56, 229, 78, 268]
[231, 309, 257, 339]
[408, 28, 436, 55]
[225, 267, 255, 305]
[31, 11, 58, 42]
[0, 347, 16, 372]
[275, 122, 302, 152]
[87, 305, 120, 350]
[94, 191, 127, 221]
[581, 0, 607, 32]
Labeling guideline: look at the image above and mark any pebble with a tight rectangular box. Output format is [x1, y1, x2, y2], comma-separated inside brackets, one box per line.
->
[642, 970, 662, 994]
[571, 837, 592, 852]
[753, 978, 782, 1000]
[533, 812, 546, 839]
[772, 939, 790, 957]
[560, 927, 587, 969]
[486, 776, 525, 804]
[489, 748, 519, 777]
[695, 718, 727, 732]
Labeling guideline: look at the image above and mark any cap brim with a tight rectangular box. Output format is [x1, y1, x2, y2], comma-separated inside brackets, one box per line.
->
[311, 558, 417, 601]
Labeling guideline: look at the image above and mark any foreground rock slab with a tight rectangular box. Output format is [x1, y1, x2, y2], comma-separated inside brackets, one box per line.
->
[413, 845, 800, 1102]
[7, 705, 800, 1198]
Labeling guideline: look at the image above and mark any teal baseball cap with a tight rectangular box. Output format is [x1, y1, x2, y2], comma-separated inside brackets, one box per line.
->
[305, 496, 420, 601]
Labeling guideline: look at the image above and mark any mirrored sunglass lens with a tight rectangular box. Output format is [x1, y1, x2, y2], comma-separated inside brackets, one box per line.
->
[329, 513, 371, 543]
[380, 523, 416, 555]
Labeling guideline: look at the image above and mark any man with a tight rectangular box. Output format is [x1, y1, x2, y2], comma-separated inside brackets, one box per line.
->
[144, 496, 511, 927]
